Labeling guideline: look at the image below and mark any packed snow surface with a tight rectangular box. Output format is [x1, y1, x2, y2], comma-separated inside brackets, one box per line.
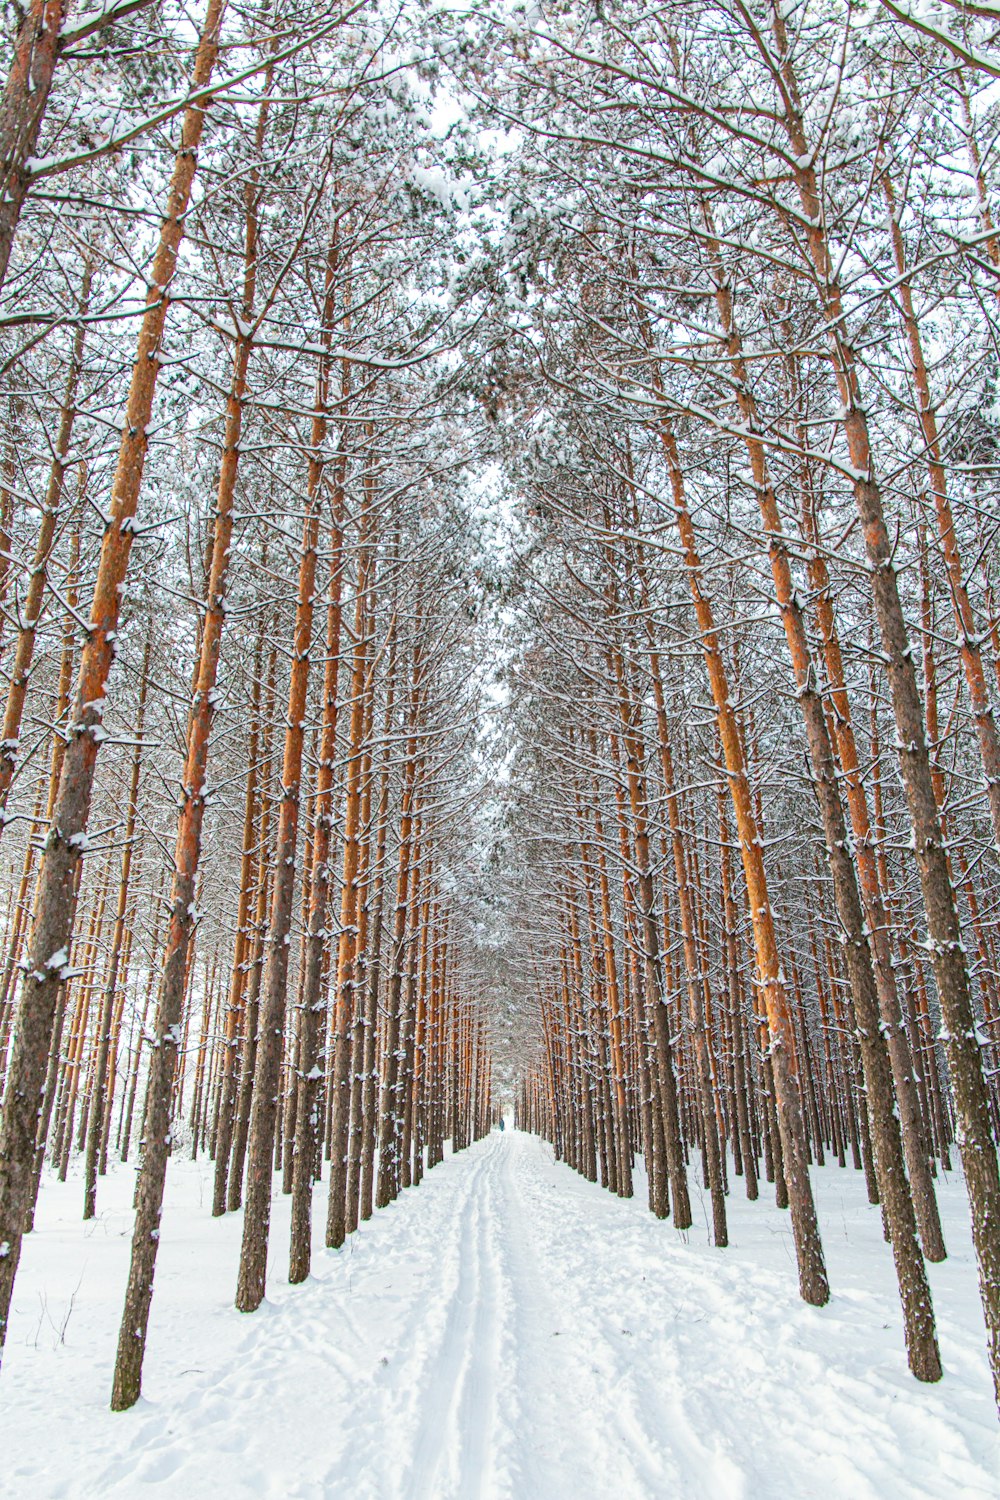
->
[2, 1129, 998, 1497]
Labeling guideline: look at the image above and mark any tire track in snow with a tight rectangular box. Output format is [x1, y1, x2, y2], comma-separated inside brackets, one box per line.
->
[401, 1160, 486, 1498]
[452, 1145, 502, 1498]
[493, 1132, 675, 1499]
[328, 1139, 492, 1496]
[355, 1133, 507, 1500]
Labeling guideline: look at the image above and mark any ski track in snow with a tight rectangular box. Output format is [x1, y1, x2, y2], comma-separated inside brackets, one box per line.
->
[2, 1129, 999, 1498]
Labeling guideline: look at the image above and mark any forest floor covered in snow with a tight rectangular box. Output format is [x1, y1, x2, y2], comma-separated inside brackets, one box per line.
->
[1, 1128, 998, 1498]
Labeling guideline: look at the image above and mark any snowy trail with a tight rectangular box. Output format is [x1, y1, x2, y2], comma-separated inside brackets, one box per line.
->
[3, 1130, 999, 1498]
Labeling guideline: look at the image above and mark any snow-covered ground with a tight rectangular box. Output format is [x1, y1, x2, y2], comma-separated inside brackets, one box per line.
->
[1, 1129, 997, 1498]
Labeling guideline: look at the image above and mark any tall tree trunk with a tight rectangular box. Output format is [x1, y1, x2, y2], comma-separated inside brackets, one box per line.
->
[0, 0, 68, 295]
[212, 612, 266, 1214]
[796, 458, 946, 1261]
[608, 640, 692, 1227]
[323, 490, 372, 1253]
[357, 630, 396, 1222]
[0, 246, 93, 827]
[109, 75, 275, 1406]
[288, 458, 350, 1280]
[82, 631, 150, 1219]
[234, 211, 339, 1315]
[883, 168, 1000, 859]
[374, 702, 422, 1211]
[698, 229, 938, 1374]
[652, 391, 828, 1306]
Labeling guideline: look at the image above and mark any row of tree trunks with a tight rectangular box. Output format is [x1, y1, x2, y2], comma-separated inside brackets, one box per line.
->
[0, 0, 227, 1364]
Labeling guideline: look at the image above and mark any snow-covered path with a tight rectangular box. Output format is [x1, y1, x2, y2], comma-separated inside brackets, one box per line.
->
[3, 1129, 999, 1498]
